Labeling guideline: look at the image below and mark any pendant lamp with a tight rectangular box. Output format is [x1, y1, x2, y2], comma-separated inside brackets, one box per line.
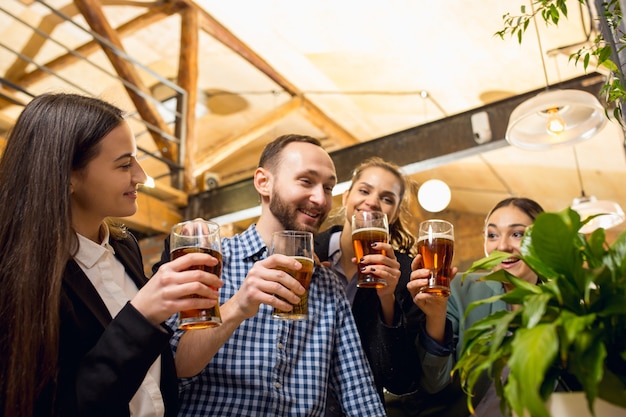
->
[417, 179, 451, 213]
[505, 89, 607, 150]
[571, 194, 625, 234]
[505, 1, 607, 150]
[569, 147, 624, 234]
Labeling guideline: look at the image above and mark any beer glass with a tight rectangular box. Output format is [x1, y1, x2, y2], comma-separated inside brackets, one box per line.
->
[170, 219, 222, 329]
[270, 231, 314, 320]
[351, 211, 389, 288]
[417, 219, 454, 297]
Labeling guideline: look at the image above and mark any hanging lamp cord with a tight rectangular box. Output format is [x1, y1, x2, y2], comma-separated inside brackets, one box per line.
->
[530, 1, 551, 90]
[573, 146, 586, 197]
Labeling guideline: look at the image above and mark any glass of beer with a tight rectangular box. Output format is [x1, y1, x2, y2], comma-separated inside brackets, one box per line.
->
[417, 219, 454, 297]
[270, 230, 314, 320]
[170, 219, 222, 330]
[351, 211, 389, 288]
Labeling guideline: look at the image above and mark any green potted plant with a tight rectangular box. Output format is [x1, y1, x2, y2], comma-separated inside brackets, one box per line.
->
[453, 208, 626, 417]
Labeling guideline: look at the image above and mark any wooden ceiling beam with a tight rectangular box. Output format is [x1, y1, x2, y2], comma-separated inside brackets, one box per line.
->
[74, 0, 177, 162]
[192, 96, 303, 177]
[0, 110, 14, 132]
[4, 2, 77, 81]
[190, 0, 360, 145]
[138, 181, 188, 207]
[0, 88, 27, 107]
[14, 3, 177, 89]
[192, 0, 300, 95]
[302, 99, 360, 147]
[177, 3, 199, 191]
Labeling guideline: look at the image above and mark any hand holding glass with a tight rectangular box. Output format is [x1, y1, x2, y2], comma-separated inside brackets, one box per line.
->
[417, 219, 454, 297]
[170, 219, 222, 329]
[270, 231, 314, 320]
[351, 211, 389, 288]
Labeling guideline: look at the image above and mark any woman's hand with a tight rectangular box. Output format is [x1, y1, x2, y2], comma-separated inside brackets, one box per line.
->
[131, 252, 224, 325]
[357, 241, 401, 296]
[407, 255, 456, 315]
[406, 255, 456, 343]
[357, 241, 401, 324]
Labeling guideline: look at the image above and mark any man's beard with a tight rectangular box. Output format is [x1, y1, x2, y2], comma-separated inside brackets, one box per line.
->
[269, 189, 326, 234]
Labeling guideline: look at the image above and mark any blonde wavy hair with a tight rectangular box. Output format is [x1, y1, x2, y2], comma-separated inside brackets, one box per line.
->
[328, 157, 418, 256]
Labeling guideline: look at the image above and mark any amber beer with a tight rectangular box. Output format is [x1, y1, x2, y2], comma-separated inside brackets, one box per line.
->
[171, 246, 223, 329]
[417, 233, 454, 297]
[272, 256, 314, 320]
[352, 227, 389, 288]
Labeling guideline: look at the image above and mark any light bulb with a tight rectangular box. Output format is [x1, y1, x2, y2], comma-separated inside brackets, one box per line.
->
[545, 108, 565, 136]
[418, 179, 451, 212]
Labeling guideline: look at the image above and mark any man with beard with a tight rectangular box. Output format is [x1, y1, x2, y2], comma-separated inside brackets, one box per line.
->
[153, 134, 386, 417]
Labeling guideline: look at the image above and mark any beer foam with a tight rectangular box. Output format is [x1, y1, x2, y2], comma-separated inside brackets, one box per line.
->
[351, 226, 388, 236]
[417, 233, 454, 242]
[291, 255, 314, 264]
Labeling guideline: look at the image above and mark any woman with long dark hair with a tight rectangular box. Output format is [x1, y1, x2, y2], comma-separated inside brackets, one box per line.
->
[0, 93, 222, 417]
[407, 197, 544, 417]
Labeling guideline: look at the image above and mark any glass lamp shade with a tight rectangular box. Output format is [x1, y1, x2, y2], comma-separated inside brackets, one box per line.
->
[571, 195, 625, 234]
[505, 89, 607, 150]
[418, 179, 451, 212]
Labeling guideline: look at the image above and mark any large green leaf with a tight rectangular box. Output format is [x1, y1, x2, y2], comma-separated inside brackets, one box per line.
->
[605, 232, 626, 281]
[522, 210, 579, 277]
[461, 310, 516, 352]
[586, 227, 608, 268]
[559, 310, 595, 348]
[522, 293, 550, 328]
[570, 328, 606, 413]
[610, 232, 626, 277]
[463, 293, 508, 320]
[455, 310, 517, 415]
[463, 251, 513, 277]
[507, 323, 559, 417]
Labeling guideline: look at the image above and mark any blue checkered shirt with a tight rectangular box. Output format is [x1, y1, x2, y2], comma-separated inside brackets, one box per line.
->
[167, 224, 385, 416]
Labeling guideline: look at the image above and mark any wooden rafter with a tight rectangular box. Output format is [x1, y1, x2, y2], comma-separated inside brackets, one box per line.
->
[302, 99, 361, 147]
[192, 1, 299, 94]
[192, 96, 303, 177]
[4, 2, 77, 81]
[12, 3, 177, 89]
[0, 109, 15, 132]
[73, 0, 177, 162]
[190, 0, 359, 146]
[176, 2, 199, 191]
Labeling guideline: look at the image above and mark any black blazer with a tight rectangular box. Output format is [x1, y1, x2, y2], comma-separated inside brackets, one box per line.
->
[315, 225, 423, 413]
[39, 233, 178, 417]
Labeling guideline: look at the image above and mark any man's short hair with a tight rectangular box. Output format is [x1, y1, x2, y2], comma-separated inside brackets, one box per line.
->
[258, 134, 322, 171]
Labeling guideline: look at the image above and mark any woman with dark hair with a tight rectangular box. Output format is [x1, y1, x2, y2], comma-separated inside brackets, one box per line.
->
[314, 157, 424, 415]
[0, 93, 222, 417]
[406, 197, 545, 417]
